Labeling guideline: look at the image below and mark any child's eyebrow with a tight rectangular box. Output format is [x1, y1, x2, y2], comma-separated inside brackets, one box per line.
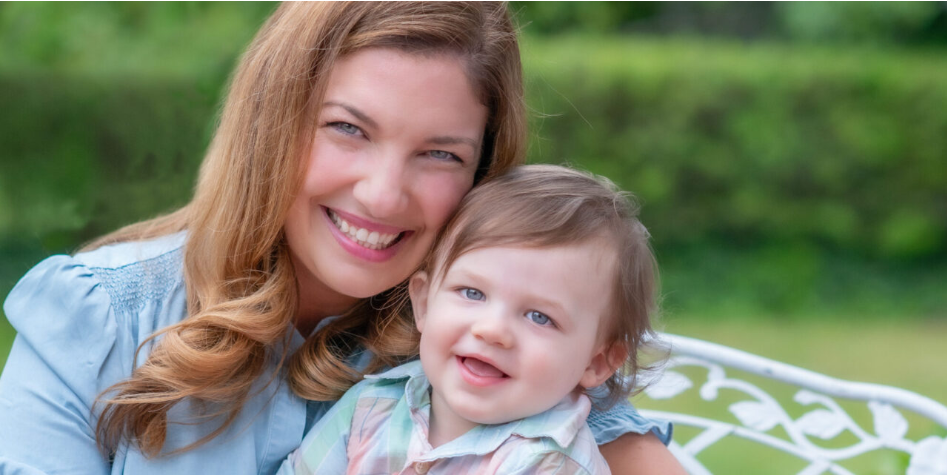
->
[442, 267, 487, 287]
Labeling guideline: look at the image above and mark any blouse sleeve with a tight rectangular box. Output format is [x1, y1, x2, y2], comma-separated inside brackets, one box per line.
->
[587, 401, 673, 446]
[0, 255, 121, 474]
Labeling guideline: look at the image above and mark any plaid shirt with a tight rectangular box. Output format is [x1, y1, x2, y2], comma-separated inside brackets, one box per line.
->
[282, 360, 612, 474]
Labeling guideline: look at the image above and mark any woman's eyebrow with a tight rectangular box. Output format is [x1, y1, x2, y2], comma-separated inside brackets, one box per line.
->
[429, 135, 480, 153]
[323, 101, 377, 129]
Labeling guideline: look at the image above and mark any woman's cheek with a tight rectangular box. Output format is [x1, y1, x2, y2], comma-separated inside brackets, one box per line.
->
[423, 172, 475, 228]
[304, 136, 360, 189]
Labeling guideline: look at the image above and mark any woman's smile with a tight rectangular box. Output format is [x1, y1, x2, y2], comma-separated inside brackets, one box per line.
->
[323, 206, 411, 261]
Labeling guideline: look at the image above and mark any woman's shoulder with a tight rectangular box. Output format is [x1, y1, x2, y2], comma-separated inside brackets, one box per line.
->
[3, 231, 190, 387]
[73, 230, 187, 271]
[5, 231, 188, 334]
[0, 232, 194, 470]
[71, 231, 188, 313]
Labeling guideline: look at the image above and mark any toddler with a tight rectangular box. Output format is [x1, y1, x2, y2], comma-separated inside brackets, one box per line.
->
[281, 165, 670, 474]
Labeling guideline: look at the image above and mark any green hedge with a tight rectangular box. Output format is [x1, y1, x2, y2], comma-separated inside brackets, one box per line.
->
[522, 36, 947, 260]
[0, 75, 217, 252]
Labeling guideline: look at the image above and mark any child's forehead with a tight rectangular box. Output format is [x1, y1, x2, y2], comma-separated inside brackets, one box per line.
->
[434, 240, 617, 285]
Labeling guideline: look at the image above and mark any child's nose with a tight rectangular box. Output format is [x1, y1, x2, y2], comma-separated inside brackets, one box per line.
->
[470, 311, 513, 348]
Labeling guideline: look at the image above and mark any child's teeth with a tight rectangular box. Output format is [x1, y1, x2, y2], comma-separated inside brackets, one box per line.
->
[340, 221, 349, 233]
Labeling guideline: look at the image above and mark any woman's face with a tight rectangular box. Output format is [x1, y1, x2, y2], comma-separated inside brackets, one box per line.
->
[285, 48, 489, 317]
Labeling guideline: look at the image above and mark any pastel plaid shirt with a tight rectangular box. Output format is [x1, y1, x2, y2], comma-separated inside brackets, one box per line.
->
[281, 360, 614, 474]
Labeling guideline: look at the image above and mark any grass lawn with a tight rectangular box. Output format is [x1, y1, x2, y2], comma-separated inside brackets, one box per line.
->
[632, 315, 947, 474]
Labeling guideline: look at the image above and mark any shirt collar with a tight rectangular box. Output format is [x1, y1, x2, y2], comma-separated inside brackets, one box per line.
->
[364, 360, 592, 455]
[366, 358, 425, 380]
[494, 391, 592, 449]
[364, 359, 430, 410]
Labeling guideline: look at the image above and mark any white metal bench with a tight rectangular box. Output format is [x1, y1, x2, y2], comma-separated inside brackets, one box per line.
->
[638, 334, 947, 475]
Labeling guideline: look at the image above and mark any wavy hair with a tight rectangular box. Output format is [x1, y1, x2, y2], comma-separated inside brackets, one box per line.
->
[420, 164, 661, 409]
[91, 2, 525, 457]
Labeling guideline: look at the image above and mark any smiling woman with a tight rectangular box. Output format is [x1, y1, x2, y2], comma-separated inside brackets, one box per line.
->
[285, 49, 488, 332]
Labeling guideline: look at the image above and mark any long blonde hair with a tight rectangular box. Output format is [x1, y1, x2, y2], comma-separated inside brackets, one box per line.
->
[93, 2, 525, 457]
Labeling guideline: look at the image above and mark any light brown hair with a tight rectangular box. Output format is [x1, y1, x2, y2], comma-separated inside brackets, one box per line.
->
[92, 2, 525, 457]
[420, 164, 660, 409]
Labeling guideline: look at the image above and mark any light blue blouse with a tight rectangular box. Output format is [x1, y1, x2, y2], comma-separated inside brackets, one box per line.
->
[0, 233, 669, 474]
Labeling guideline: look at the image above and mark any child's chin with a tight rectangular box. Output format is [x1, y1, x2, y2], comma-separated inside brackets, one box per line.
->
[451, 406, 509, 426]
[462, 408, 527, 426]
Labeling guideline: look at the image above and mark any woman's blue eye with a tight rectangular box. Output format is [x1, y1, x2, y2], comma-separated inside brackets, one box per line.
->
[430, 150, 460, 162]
[331, 122, 360, 135]
[527, 311, 552, 326]
[461, 288, 484, 301]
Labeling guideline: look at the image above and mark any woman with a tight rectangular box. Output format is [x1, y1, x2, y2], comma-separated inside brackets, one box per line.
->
[0, 3, 682, 473]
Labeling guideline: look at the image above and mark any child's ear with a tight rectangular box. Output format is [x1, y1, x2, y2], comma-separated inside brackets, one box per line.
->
[579, 343, 628, 389]
[408, 271, 430, 333]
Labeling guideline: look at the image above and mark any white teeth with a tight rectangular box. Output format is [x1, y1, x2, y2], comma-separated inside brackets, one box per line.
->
[328, 210, 401, 250]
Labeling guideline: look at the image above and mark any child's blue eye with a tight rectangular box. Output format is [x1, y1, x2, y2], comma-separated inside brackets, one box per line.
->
[461, 288, 484, 301]
[526, 310, 552, 326]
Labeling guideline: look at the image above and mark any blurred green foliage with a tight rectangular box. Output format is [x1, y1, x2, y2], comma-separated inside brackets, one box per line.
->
[0, 2, 274, 280]
[0, 2, 276, 75]
[521, 36, 947, 318]
[523, 36, 947, 260]
[512, 2, 947, 45]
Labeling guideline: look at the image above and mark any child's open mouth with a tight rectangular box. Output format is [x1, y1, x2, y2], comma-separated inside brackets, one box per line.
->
[460, 356, 508, 379]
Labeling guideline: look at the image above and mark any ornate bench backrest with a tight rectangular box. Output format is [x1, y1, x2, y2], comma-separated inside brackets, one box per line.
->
[638, 333, 947, 475]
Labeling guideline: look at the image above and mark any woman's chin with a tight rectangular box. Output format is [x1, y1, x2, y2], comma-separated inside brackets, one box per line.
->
[322, 268, 409, 301]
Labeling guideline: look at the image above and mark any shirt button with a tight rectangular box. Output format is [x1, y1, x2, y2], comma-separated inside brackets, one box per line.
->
[415, 461, 431, 474]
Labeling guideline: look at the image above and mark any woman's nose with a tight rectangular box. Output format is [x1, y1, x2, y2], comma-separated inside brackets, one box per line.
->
[470, 311, 514, 349]
[352, 154, 409, 218]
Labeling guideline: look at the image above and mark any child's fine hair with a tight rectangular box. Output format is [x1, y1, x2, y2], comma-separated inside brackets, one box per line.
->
[421, 164, 659, 409]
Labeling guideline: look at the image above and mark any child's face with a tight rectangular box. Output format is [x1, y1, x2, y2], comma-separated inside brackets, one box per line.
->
[410, 241, 621, 434]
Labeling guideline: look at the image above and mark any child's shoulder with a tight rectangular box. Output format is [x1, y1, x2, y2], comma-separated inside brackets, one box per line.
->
[357, 359, 425, 401]
[494, 422, 610, 474]
[475, 393, 609, 473]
